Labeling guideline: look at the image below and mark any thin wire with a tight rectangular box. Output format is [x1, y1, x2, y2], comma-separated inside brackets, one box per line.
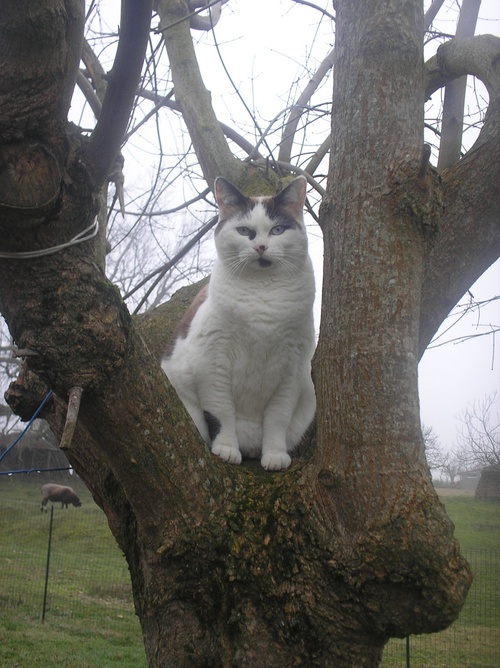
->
[0, 219, 99, 260]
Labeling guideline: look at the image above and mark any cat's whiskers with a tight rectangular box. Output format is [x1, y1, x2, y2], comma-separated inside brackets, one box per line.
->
[273, 254, 308, 279]
[223, 254, 249, 281]
[221, 249, 308, 281]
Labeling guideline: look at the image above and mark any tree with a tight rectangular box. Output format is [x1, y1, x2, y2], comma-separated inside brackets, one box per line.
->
[422, 423, 442, 471]
[422, 424, 461, 485]
[440, 453, 462, 486]
[456, 393, 500, 469]
[1, 1, 499, 665]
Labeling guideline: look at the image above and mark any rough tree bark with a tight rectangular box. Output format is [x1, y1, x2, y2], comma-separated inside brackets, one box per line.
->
[1, 0, 498, 666]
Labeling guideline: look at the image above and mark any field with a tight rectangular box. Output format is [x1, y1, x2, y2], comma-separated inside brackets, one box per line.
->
[0, 475, 147, 667]
[382, 488, 500, 667]
[1, 476, 498, 667]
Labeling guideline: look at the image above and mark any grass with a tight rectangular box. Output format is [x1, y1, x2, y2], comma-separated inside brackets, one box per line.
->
[0, 475, 147, 667]
[439, 490, 500, 550]
[381, 490, 500, 667]
[1, 477, 498, 666]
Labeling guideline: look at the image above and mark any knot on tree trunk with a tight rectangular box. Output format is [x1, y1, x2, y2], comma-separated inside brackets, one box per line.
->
[389, 156, 443, 239]
[0, 141, 62, 230]
[4, 363, 51, 421]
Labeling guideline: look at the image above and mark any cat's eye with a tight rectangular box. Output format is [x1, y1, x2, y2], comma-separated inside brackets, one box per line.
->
[271, 224, 288, 236]
[237, 226, 252, 236]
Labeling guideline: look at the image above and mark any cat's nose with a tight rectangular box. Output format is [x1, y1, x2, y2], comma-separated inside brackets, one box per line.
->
[254, 244, 267, 256]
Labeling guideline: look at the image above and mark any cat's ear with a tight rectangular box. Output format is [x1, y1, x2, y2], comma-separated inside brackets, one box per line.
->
[275, 176, 307, 219]
[214, 178, 248, 219]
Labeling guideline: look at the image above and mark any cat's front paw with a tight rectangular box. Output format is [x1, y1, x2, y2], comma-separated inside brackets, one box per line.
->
[211, 443, 242, 465]
[261, 452, 291, 471]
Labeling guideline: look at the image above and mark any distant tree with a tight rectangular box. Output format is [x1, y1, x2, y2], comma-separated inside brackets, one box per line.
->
[440, 452, 462, 486]
[456, 393, 500, 469]
[422, 425, 461, 484]
[422, 423, 443, 471]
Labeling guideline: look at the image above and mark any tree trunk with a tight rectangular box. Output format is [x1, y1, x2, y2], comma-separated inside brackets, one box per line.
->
[0, 1, 484, 666]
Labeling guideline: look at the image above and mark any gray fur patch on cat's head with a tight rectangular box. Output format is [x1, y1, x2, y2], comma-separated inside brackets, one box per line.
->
[214, 176, 307, 231]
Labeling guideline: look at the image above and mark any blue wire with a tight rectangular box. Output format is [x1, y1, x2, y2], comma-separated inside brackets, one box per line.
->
[0, 466, 71, 476]
[0, 390, 54, 464]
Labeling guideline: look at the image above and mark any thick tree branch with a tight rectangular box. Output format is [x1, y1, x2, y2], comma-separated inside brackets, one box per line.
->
[138, 88, 260, 157]
[425, 34, 500, 101]
[419, 139, 500, 357]
[424, 0, 446, 29]
[0, 0, 85, 141]
[86, 0, 153, 184]
[437, 0, 480, 172]
[156, 0, 242, 186]
[420, 35, 500, 357]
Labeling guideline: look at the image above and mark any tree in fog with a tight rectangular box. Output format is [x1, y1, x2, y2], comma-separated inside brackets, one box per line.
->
[455, 393, 500, 469]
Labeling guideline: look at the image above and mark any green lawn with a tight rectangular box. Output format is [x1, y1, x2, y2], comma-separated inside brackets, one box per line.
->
[382, 490, 500, 667]
[0, 475, 147, 668]
[439, 491, 500, 550]
[1, 477, 498, 666]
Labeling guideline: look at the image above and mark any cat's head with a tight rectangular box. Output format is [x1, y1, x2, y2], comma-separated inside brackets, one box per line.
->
[213, 176, 309, 275]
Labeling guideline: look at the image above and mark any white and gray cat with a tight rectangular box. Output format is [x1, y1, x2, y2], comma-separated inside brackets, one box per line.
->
[162, 176, 316, 471]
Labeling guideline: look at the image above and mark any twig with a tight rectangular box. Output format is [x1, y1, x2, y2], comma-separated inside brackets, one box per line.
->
[12, 348, 40, 358]
[86, 1, 153, 184]
[60, 386, 83, 451]
[129, 216, 218, 312]
[418, 143, 432, 180]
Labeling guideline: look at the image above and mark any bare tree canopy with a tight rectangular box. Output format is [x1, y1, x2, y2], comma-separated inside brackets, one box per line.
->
[457, 393, 500, 469]
[1, 1, 499, 665]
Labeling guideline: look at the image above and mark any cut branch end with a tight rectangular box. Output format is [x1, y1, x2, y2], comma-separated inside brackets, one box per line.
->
[60, 386, 83, 450]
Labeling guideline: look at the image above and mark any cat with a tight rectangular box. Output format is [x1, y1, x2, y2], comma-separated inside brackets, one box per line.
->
[162, 175, 316, 471]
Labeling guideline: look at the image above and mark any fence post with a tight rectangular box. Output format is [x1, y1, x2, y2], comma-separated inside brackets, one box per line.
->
[41, 504, 54, 623]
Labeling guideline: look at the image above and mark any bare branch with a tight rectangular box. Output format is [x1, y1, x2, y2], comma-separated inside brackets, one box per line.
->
[290, 0, 335, 23]
[81, 37, 108, 103]
[128, 215, 218, 312]
[424, 0, 447, 30]
[425, 34, 500, 101]
[156, 0, 241, 185]
[419, 36, 500, 356]
[456, 394, 500, 467]
[278, 49, 335, 164]
[76, 69, 102, 117]
[305, 134, 331, 175]
[251, 159, 326, 196]
[86, 1, 153, 184]
[187, 0, 222, 31]
[59, 386, 83, 451]
[437, 0, 481, 172]
[137, 88, 259, 157]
